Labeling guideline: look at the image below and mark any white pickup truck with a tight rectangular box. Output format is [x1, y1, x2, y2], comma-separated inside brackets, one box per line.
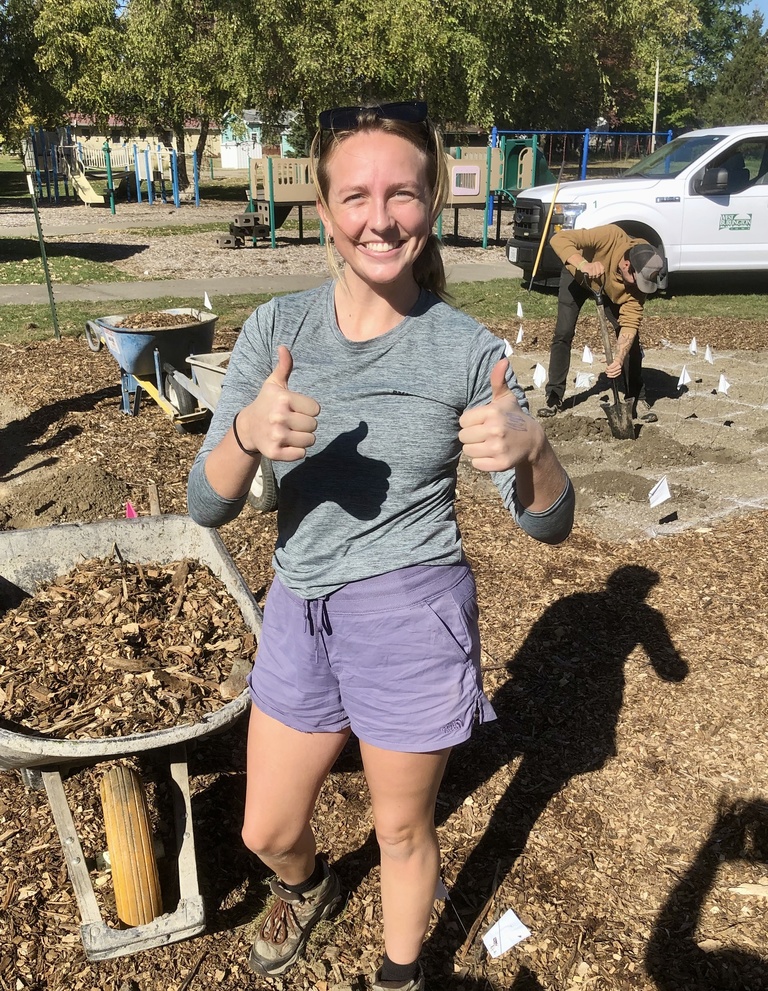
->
[505, 123, 768, 286]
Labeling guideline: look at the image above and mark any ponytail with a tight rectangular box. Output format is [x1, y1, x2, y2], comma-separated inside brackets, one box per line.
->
[413, 234, 448, 300]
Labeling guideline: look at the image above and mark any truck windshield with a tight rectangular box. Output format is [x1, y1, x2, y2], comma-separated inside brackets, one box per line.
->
[623, 134, 725, 179]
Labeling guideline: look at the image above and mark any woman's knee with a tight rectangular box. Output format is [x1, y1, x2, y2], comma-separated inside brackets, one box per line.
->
[375, 818, 436, 861]
[241, 812, 303, 861]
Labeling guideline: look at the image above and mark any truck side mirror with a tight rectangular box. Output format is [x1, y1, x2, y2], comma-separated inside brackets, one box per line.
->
[697, 167, 728, 195]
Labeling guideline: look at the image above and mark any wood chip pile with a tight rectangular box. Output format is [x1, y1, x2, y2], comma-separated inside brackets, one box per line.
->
[0, 557, 255, 739]
[113, 312, 203, 330]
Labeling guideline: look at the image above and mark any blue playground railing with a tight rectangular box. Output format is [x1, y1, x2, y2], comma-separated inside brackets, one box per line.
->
[490, 127, 674, 181]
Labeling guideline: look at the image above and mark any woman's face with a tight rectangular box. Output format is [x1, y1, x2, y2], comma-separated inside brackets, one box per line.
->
[317, 129, 432, 293]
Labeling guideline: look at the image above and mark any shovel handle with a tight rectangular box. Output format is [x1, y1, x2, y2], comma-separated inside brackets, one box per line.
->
[593, 290, 624, 402]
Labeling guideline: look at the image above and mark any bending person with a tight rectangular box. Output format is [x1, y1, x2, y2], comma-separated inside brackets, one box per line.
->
[539, 223, 665, 422]
[187, 100, 574, 991]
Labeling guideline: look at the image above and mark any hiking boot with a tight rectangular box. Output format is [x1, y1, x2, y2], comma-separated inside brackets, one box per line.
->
[371, 961, 426, 991]
[537, 394, 562, 418]
[636, 398, 658, 423]
[248, 860, 343, 977]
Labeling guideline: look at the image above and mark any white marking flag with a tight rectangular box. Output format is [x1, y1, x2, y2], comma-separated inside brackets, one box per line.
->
[533, 363, 547, 389]
[575, 371, 594, 388]
[649, 476, 671, 508]
[516, 324, 524, 344]
[503, 339, 514, 357]
[705, 345, 714, 364]
[689, 337, 698, 354]
[483, 909, 531, 958]
[204, 292, 213, 310]
[582, 345, 594, 364]
[718, 374, 731, 395]
[678, 366, 691, 389]
[517, 301, 524, 319]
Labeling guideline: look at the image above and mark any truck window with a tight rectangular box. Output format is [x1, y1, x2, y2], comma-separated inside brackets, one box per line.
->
[623, 134, 724, 179]
[697, 138, 768, 194]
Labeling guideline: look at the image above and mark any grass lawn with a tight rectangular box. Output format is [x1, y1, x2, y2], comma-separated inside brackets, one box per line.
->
[1, 278, 767, 348]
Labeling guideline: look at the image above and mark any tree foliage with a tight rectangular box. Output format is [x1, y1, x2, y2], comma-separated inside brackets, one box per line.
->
[1, 0, 759, 164]
[0, 0, 65, 144]
[701, 12, 768, 125]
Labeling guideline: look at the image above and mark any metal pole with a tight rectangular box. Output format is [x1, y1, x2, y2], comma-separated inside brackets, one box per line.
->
[144, 148, 154, 205]
[651, 56, 660, 152]
[580, 129, 590, 180]
[171, 149, 180, 207]
[103, 140, 116, 215]
[25, 174, 60, 340]
[133, 143, 142, 203]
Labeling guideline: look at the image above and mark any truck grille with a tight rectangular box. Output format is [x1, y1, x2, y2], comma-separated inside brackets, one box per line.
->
[513, 199, 543, 239]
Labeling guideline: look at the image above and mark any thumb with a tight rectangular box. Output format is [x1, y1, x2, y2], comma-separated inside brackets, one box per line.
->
[268, 345, 293, 389]
[490, 358, 512, 402]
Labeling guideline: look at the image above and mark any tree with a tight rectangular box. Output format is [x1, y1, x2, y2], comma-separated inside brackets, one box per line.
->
[701, 12, 768, 124]
[0, 0, 65, 146]
[34, 0, 246, 185]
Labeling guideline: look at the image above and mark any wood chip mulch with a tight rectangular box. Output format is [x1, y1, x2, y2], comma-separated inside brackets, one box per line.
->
[0, 325, 766, 991]
[0, 557, 255, 738]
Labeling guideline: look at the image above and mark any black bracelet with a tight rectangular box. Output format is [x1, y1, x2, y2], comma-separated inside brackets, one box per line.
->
[232, 411, 259, 456]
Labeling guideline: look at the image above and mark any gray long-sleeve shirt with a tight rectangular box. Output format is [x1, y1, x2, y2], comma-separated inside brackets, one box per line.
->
[188, 282, 574, 599]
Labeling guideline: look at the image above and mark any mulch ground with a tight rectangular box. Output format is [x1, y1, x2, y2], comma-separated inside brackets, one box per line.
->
[0, 316, 766, 991]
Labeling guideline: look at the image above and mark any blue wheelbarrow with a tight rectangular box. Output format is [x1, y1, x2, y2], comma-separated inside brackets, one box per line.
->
[84, 307, 216, 432]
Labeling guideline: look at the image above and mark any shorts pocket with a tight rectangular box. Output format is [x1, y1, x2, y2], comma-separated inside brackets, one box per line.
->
[422, 583, 479, 660]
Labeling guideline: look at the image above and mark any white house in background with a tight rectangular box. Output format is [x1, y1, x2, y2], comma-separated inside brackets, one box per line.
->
[219, 111, 297, 168]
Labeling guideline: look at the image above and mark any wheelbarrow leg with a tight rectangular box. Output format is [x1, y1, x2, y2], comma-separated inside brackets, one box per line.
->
[41, 769, 104, 932]
[119, 369, 143, 416]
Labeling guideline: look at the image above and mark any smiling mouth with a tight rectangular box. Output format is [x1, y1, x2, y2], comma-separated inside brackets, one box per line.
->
[360, 241, 403, 253]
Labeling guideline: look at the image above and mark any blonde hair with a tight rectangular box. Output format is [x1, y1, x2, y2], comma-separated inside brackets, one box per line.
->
[310, 111, 450, 299]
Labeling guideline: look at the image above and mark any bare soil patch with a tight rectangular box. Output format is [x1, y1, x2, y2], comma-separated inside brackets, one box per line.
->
[0, 264, 766, 990]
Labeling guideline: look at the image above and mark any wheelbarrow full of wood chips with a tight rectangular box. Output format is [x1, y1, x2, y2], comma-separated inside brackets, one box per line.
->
[0, 515, 262, 960]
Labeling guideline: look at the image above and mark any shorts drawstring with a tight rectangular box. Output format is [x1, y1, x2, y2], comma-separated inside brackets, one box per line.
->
[303, 596, 332, 661]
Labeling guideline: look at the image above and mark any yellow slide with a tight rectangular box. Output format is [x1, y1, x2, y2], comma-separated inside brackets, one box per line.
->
[71, 171, 106, 205]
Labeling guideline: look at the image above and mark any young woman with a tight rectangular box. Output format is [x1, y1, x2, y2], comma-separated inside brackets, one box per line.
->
[187, 101, 574, 991]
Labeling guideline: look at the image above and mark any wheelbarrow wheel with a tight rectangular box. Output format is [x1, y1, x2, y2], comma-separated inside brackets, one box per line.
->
[84, 322, 103, 353]
[100, 764, 162, 928]
[247, 458, 278, 513]
[164, 371, 198, 432]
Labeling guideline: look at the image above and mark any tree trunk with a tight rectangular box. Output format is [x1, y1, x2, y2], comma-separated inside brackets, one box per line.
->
[195, 120, 210, 172]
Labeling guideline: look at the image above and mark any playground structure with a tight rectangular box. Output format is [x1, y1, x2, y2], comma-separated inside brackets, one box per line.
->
[23, 127, 205, 212]
[220, 137, 556, 251]
[22, 124, 671, 247]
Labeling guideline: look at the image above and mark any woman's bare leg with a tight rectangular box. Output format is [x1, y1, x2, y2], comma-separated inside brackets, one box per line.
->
[242, 704, 350, 883]
[360, 742, 451, 964]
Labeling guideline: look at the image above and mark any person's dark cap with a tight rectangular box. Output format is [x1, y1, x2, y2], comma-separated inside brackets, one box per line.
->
[628, 243, 666, 294]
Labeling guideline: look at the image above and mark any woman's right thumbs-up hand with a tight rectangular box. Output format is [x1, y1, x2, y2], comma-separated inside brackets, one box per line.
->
[236, 345, 320, 461]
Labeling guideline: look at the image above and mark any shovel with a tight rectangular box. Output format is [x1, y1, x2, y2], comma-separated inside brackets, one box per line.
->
[593, 287, 635, 440]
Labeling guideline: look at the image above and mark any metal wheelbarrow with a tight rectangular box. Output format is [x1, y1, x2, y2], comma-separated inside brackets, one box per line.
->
[0, 515, 261, 960]
[84, 308, 216, 433]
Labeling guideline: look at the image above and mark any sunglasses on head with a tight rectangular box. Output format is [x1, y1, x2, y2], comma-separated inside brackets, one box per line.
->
[318, 101, 428, 131]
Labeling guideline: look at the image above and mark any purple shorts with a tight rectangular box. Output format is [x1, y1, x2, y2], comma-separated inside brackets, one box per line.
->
[247, 563, 497, 753]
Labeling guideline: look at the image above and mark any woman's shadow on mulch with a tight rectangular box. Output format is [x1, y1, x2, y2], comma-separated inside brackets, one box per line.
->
[422, 564, 688, 982]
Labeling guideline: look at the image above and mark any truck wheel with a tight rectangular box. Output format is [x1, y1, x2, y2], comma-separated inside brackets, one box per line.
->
[247, 458, 278, 513]
[100, 764, 162, 928]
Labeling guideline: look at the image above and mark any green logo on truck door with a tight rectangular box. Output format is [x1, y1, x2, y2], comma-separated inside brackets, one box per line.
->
[719, 213, 752, 231]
